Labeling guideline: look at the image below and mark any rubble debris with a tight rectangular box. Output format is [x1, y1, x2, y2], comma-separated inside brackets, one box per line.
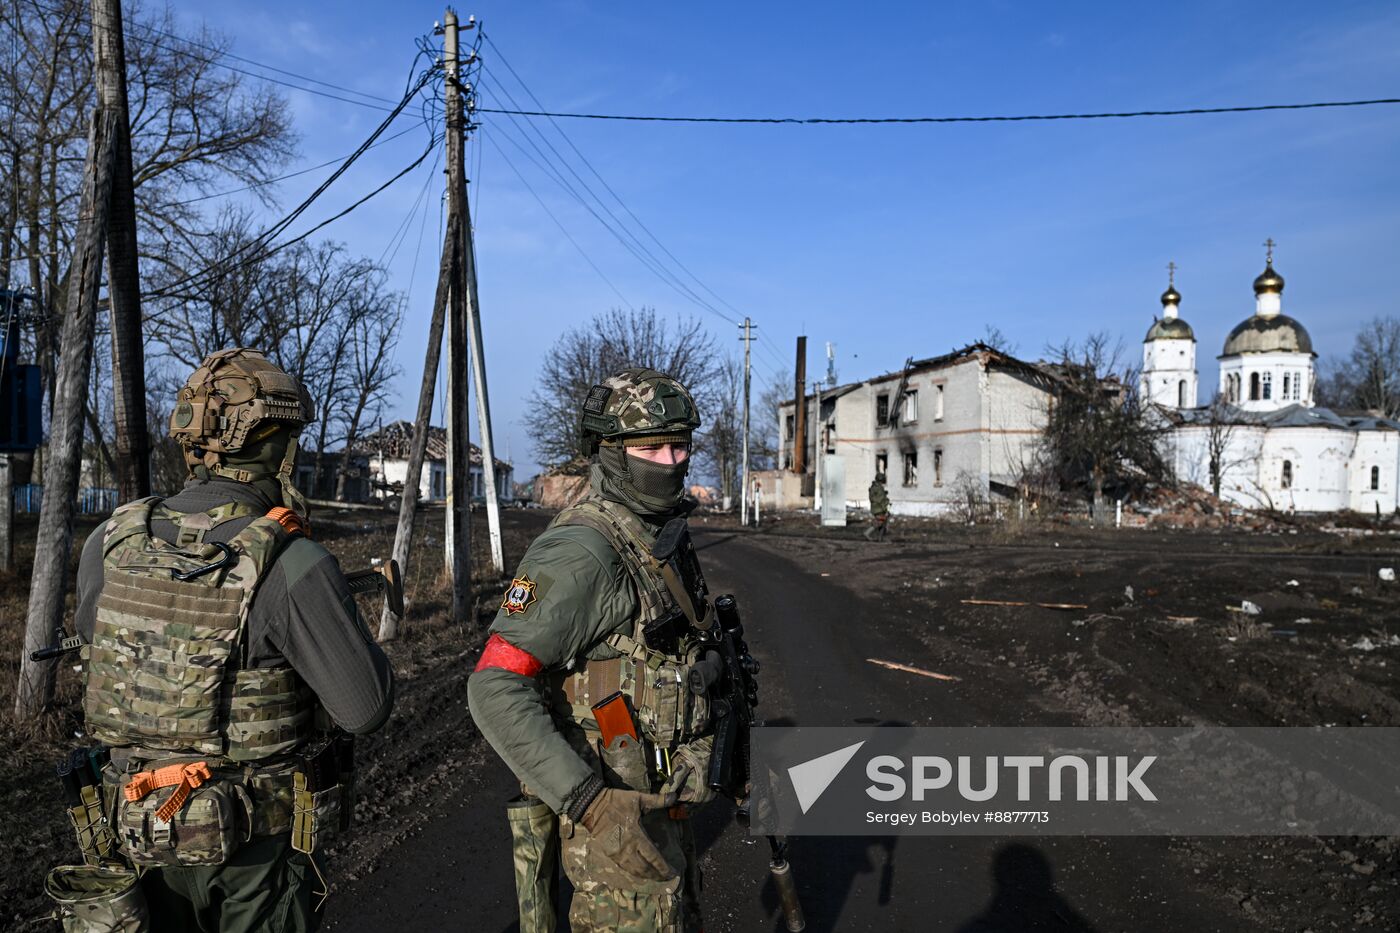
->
[1380, 568, 1396, 582]
[1167, 616, 1200, 624]
[1124, 585, 1135, 602]
[1226, 600, 1262, 616]
[1285, 579, 1300, 587]
[1350, 635, 1400, 652]
[866, 658, 960, 682]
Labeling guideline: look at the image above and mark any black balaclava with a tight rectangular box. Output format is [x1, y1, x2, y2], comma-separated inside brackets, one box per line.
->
[594, 440, 691, 520]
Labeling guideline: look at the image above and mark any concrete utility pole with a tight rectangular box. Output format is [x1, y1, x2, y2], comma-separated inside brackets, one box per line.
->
[442, 8, 472, 622]
[18, 34, 123, 716]
[793, 336, 807, 474]
[739, 318, 754, 525]
[96, 0, 148, 502]
[813, 380, 823, 513]
[380, 212, 456, 641]
[458, 60, 504, 577]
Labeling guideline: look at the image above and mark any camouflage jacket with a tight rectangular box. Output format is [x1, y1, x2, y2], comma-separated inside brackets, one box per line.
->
[869, 480, 891, 515]
[468, 468, 705, 816]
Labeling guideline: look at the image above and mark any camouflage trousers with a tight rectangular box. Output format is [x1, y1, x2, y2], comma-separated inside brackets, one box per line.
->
[139, 835, 321, 933]
[561, 805, 702, 933]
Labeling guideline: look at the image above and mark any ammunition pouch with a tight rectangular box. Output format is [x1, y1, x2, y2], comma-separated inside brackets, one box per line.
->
[45, 863, 150, 933]
[291, 773, 342, 855]
[506, 795, 560, 933]
[598, 732, 652, 792]
[68, 784, 118, 865]
[290, 734, 353, 855]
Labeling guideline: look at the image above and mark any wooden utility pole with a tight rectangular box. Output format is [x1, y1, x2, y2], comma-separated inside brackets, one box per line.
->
[17, 102, 121, 717]
[95, 0, 148, 501]
[458, 65, 504, 576]
[792, 336, 807, 474]
[379, 214, 456, 641]
[0, 450, 11, 573]
[442, 8, 472, 623]
[739, 318, 754, 525]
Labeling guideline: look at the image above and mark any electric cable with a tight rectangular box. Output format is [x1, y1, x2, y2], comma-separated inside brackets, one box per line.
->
[483, 33, 751, 323]
[476, 96, 1400, 125]
[482, 130, 634, 311]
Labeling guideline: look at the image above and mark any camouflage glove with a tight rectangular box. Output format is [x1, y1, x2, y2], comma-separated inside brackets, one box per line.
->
[579, 788, 678, 882]
[664, 738, 716, 805]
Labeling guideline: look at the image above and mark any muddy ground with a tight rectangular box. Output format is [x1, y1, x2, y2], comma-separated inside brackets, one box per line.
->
[2, 505, 1398, 930]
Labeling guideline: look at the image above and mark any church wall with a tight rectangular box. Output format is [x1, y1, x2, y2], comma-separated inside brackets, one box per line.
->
[1348, 431, 1400, 514]
[1142, 339, 1197, 408]
[1256, 428, 1352, 512]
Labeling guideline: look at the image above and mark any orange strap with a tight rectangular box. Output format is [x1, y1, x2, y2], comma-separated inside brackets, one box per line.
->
[266, 506, 309, 538]
[124, 761, 213, 823]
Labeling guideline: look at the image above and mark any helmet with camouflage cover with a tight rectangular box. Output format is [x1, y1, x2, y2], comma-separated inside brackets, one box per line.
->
[579, 367, 701, 457]
[582, 367, 702, 516]
[168, 347, 315, 516]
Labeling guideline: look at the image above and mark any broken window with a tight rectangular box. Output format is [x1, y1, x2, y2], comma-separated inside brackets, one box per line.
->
[875, 451, 888, 480]
[902, 391, 918, 423]
[903, 451, 918, 487]
[934, 448, 943, 485]
[1177, 380, 1187, 407]
[876, 394, 889, 426]
[1249, 372, 1261, 401]
[1372, 466, 1381, 491]
[1281, 460, 1293, 489]
[934, 384, 945, 421]
[1261, 372, 1272, 400]
[1282, 373, 1291, 399]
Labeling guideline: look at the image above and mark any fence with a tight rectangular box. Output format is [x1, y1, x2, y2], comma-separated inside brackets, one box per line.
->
[12, 485, 119, 514]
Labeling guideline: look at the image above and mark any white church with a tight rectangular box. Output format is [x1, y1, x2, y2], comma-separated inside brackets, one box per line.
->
[1142, 246, 1399, 515]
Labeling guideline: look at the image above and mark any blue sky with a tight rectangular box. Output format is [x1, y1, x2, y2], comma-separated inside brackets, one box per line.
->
[171, 1, 1400, 478]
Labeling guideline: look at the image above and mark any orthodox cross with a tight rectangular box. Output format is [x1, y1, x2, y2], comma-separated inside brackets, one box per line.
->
[1263, 237, 1276, 264]
[1166, 261, 1177, 285]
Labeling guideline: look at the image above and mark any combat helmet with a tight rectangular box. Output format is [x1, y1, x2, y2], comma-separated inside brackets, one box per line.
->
[169, 347, 315, 514]
[579, 367, 701, 456]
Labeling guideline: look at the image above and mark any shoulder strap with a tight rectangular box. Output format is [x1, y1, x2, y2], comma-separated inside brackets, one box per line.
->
[101, 496, 162, 556]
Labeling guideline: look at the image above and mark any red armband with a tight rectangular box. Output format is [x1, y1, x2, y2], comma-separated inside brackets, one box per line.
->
[474, 633, 545, 678]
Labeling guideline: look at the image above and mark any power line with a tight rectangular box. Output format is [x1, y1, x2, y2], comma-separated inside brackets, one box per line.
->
[476, 96, 1400, 125]
[483, 33, 750, 323]
[482, 130, 634, 311]
[23, 0, 403, 112]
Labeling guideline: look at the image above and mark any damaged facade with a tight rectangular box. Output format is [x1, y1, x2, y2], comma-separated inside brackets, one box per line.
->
[1142, 253, 1400, 513]
[342, 420, 513, 504]
[777, 344, 1057, 516]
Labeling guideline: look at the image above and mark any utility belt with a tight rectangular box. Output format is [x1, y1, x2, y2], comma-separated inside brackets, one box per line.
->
[49, 737, 352, 877]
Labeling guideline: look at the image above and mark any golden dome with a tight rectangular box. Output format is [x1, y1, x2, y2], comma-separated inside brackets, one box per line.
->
[1253, 263, 1285, 295]
[1160, 285, 1181, 305]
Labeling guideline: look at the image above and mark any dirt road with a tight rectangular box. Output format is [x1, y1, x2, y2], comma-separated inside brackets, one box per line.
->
[327, 517, 1400, 931]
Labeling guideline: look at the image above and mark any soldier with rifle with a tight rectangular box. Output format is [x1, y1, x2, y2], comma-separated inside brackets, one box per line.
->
[44, 348, 395, 932]
[469, 367, 801, 933]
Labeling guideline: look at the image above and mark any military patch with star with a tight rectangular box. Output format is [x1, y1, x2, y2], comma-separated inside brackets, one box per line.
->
[501, 575, 539, 615]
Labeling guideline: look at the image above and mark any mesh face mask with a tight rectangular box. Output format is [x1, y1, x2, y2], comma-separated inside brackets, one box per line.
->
[597, 442, 690, 515]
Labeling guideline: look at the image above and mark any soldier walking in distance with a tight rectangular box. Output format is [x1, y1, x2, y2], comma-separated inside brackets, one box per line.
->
[71, 348, 394, 932]
[866, 471, 891, 541]
[469, 368, 731, 933]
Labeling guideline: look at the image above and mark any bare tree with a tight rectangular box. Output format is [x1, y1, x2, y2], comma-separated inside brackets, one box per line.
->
[528, 308, 722, 467]
[752, 370, 790, 471]
[1318, 316, 1400, 417]
[0, 0, 295, 417]
[1038, 333, 1169, 523]
[1203, 391, 1239, 499]
[335, 293, 402, 500]
[697, 355, 743, 501]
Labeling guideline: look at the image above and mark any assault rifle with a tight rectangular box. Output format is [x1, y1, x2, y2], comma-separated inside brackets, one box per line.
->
[30, 559, 403, 661]
[692, 594, 806, 932]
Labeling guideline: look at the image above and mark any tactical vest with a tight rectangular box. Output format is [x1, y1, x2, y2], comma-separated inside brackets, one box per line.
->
[84, 498, 316, 763]
[551, 497, 710, 753]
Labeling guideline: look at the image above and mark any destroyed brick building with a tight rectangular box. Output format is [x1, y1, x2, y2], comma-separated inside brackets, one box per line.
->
[775, 343, 1059, 515]
[342, 420, 513, 505]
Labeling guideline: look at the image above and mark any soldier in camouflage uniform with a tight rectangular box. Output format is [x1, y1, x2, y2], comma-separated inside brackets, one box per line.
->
[69, 348, 394, 933]
[866, 471, 890, 541]
[469, 367, 727, 933]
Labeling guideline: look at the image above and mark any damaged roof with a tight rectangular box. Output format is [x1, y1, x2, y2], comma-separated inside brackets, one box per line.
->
[346, 420, 513, 468]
